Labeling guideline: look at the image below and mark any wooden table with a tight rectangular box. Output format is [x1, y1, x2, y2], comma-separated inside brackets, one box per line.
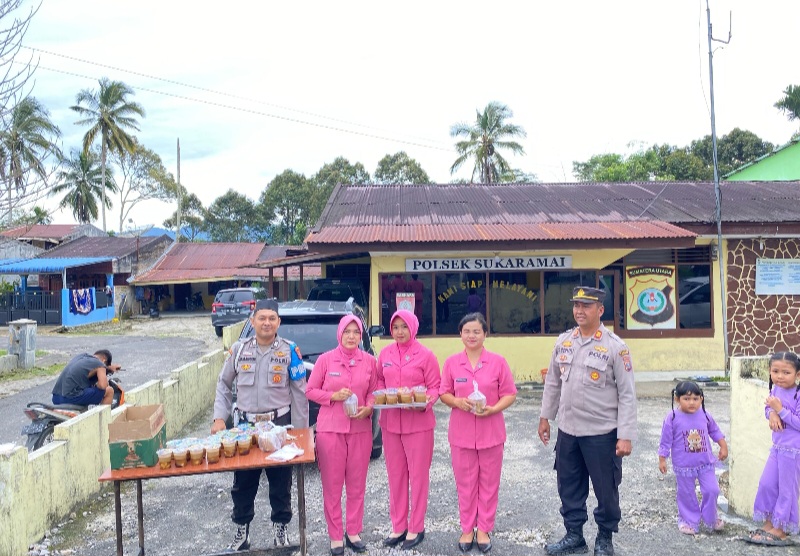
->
[99, 428, 316, 556]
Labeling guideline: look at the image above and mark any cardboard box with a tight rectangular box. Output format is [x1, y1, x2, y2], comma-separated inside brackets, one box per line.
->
[108, 405, 167, 469]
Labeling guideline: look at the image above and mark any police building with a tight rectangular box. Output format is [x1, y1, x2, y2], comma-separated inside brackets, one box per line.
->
[258, 181, 800, 380]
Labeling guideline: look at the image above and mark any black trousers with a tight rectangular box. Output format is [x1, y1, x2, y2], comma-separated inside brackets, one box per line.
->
[231, 412, 293, 525]
[554, 429, 622, 533]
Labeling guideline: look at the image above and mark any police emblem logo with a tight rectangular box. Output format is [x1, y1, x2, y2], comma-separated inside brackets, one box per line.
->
[559, 354, 567, 361]
[619, 349, 629, 356]
[590, 371, 600, 381]
[241, 364, 251, 371]
[594, 346, 608, 353]
[562, 341, 572, 347]
[622, 355, 633, 372]
[275, 351, 286, 357]
[593, 330, 603, 340]
[272, 365, 284, 372]
[272, 374, 282, 383]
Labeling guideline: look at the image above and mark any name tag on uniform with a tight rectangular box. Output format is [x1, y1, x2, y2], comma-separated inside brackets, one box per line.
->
[455, 377, 468, 383]
[330, 372, 341, 376]
[382, 362, 392, 367]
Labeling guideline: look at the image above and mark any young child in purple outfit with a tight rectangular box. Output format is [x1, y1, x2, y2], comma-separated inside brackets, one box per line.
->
[746, 352, 800, 546]
[658, 380, 728, 535]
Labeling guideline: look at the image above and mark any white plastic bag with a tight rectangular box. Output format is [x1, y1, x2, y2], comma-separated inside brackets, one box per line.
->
[266, 442, 305, 462]
[467, 380, 487, 414]
[344, 393, 359, 417]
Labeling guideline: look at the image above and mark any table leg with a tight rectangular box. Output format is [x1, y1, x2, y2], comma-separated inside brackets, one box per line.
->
[114, 481, 123, 556]
[297, 464, 306, 556]
[136, 479, 145, 556]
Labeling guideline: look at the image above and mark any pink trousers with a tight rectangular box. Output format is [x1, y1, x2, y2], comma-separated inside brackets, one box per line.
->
[316, 431, 372, 540]
[383, 429, 434, 534]
[451, 443, 504, 533]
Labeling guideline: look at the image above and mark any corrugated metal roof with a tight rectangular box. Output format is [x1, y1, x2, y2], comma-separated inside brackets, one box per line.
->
[41, 235, 170, 258]
[0, 257, 113, 274]
[0, 224, 84, 240]
[308, 221, 694, 244]
[131, 242, 320, 284]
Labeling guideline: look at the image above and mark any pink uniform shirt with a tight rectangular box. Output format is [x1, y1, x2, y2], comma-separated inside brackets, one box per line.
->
[306, 348, 378, 435]
[440, 349, 517, 449]
[377, 312, 441, 435]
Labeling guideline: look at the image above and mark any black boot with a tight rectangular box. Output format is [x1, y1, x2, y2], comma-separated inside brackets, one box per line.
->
[594, 529, 614, 556]
[545, 529, 588, 555]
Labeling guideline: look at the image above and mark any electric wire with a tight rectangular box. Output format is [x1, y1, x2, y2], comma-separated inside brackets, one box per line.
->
[21, 45, 452, 149]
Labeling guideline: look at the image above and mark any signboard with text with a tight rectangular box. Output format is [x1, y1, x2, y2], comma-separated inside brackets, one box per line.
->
[756, 259, 800, 295]
[405, 256, 572, 273]
[625, 265, 677, 330]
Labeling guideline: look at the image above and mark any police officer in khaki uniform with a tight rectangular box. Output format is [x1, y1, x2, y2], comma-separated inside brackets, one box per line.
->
[212, 299, 309, 552]
[538, 287, 637, 556]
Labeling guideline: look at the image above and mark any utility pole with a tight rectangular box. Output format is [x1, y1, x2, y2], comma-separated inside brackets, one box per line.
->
[706, 0, 731, 373]
[176, 138, 181, 243]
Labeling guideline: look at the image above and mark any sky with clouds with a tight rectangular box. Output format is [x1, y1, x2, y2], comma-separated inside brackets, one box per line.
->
[18, 0, 800, 232]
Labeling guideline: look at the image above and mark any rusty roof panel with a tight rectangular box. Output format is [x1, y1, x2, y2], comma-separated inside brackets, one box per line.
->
[308, 221, 694, 244]
[42, 235, 169, 258]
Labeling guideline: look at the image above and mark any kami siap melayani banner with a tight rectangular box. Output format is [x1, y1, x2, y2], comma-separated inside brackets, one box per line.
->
[625, 265, 677, 330]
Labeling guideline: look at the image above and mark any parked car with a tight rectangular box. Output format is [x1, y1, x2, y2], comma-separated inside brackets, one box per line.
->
[237, 298, 384, 459]
[211, 287, 268, 337]
[306, 279, 367, 308]
[678, 276, 711, 329]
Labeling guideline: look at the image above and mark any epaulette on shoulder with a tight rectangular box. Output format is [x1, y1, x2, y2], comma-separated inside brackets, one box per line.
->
[558, 327, 577, 341]
[606, 330, 627, 346]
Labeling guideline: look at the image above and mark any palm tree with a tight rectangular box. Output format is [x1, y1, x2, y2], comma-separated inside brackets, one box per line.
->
[450, 102, 526, 183]
[51, 149, 115, 224]
[71, 78, 145, 231]
[775, 85, 800, 135]
[0, 96, 61, 224]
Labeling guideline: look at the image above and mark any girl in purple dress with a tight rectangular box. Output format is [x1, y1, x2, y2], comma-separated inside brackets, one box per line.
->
[658, 380, 728, 535]
[747, 352, 800, 546]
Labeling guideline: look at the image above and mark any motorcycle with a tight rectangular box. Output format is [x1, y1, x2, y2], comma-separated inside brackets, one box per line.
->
[21, 371, 125, 452]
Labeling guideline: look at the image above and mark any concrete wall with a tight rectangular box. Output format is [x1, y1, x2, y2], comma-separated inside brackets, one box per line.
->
[728, 355, 771, 518]
[0, 348, 225, 556]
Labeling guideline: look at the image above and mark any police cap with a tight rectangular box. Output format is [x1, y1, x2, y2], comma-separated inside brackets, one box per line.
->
[253, 298, 280, 315]
[570, 286, 606, 304]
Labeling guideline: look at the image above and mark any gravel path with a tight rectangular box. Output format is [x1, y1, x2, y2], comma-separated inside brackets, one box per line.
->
[28, 379, 786, 556]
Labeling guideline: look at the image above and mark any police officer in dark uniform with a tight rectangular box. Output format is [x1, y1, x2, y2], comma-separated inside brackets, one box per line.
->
[212, 299, 309, 552]
[538, 287, 637, 556]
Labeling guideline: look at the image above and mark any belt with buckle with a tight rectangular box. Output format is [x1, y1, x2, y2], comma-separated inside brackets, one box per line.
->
[241, 405, 290, 423]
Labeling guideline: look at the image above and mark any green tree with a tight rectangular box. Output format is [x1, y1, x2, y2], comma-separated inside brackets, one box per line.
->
[0, 96, 61, 224]
[690, 128, 773, 177]
[311, 157, 370, 223]
[111, 138, 172, 233]
[499, 168, 539, 183]
[374, 151, 430, 184]
[205, 189, 259, 242]
[50, 149, 115, 223]
[775, 84, 800, 133]
[163, 191, 207, 242]
[450, 101, 526, 183]
[71, 78, 145, 231]
[259, 170, 315, 245]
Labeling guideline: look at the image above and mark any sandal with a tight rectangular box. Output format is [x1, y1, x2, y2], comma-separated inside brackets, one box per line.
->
[745, 530, 792, 546]
[713, 519, 724, 531]
[678, 524, 697, 535]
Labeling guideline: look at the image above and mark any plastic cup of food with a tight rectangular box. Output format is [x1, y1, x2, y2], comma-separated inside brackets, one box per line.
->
[385, 388, 398, 405]
[413, 386, 427, 403]
[373, 390, 386, 405]
[156, 448, 173, 470]
[222, 438, 237, 458]
[398, 387, 413, 404]
[189, 445, 205, 465]
[236, 435, 252, 456]
[173, 448, 188, 468]
[205, 443, 221, 464]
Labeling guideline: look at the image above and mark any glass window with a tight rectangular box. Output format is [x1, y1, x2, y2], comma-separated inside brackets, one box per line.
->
[434, 272, 485, 335]
[543, 271, 597, 335]
[489, 272, 540, 334]
[677, 265, 712, 329]
[380, 273, 432, 335]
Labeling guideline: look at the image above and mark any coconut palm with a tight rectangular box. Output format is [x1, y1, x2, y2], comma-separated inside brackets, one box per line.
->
[0, 96, 61, 224]
[51, 149, 115, 224]
[450, 101, 526, 184]
[775, 85, 800, 135]
[71, 78, 145, 231]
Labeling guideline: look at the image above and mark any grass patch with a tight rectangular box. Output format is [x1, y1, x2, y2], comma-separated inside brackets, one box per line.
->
[0, 349, 47, 356]
[711, 376, 730, 383]
[0, 362, 64, 383]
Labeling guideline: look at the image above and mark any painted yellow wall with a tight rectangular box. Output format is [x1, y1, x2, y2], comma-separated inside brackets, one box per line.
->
[369, 246, 727, 377]
[0, 349, 225, 556]
[728, 356, 771, 518]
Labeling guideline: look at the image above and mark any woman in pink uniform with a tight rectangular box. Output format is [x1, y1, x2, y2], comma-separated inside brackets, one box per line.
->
[439, 312, 517, 554]
[377, 309, 441, 550]
[306, 315, 377, 556]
